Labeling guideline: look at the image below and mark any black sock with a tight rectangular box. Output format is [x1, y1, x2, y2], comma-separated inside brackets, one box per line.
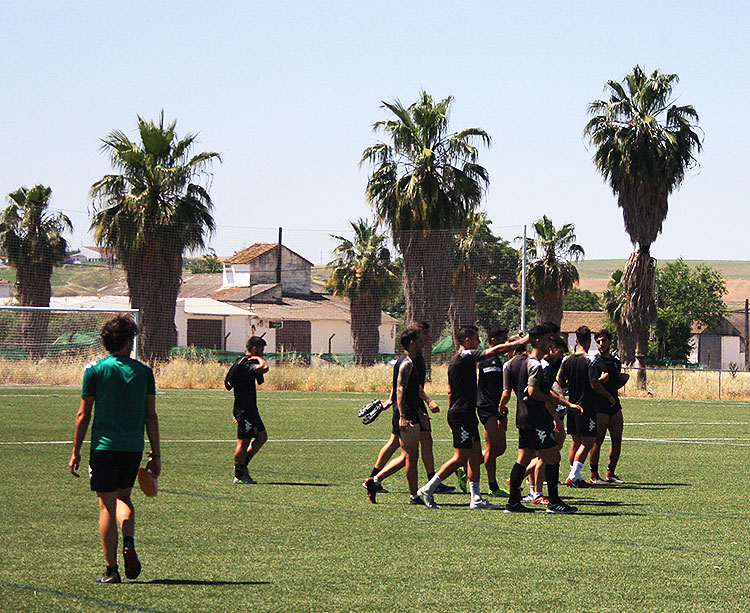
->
[508, 463, 526, 504]
[546, 463, 561, 504]
[489, 480, 499, 491]
[370, 467, 379, 478]
[607, 463, 617, 473]
[235, 464, 245, 478]
[244, 453, 253, 467]
[427, 472, 435, 480]
[590, 463, 599, 476]
[106, 565, 118, 574]
[123, 536, 134, 549]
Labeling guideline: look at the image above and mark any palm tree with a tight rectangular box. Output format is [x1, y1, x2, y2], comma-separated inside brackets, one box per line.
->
[524, 215, 584, 328]
[361, 92, 490, 371]
[601, 269, 634, 362]
[328, 219, 400, 366]
[449, 211, 495, 347]
[90, 112, 221, 362]
[0, 185, 72, 358]
[585, 65, 702, 385]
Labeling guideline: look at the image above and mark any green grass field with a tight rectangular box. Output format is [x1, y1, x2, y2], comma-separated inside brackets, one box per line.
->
[1, 387, 748, 612]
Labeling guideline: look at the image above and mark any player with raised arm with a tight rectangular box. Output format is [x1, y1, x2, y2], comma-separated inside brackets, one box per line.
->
[504, 325, 583, 514]
[477, 325, 511, 498]
[416, 326, 529, 510]
[557, 326, 598, 487]
[68, 315, 160, 584]
[226, 336, 270, 484]
[589, 329, 630, 484]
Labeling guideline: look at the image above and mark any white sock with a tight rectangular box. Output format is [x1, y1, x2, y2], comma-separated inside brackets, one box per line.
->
[424, 473, 442, 494]
[372, 476, 380, 485]
[572, 461, 584, 480]
[530, 489, 539, 499]
[469, 481, 482, 501]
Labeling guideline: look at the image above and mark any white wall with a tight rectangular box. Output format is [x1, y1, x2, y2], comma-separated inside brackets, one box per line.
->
[721, 336, 744, 370]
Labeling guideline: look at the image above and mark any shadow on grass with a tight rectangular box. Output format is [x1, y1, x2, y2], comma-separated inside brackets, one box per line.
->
[261, 481, 332, 487]
[614, 482, 690, 490]
[136, 579, 271, 586]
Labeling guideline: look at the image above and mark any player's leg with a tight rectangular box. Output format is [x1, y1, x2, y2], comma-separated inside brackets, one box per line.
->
[606, 410, 625, 483]
[373, 434, 400, 473]
[483, 416, 500, 485]
[234, 437, 253, 483]
[589, 412, 611, 483]
[97, 492, 119, 569]
[568, 434, 581, 468]
[506, 446, 536, 507]
[538, 445, 576, 513]
[116, 487, 141, 580]
[400, 425, 421, 497]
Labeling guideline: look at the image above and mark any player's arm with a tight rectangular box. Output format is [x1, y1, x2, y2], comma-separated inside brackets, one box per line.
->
[382, 388, 394, 410]
[617, 370, 630, 388]
[528, 363, 582, 415]
[249, 356, 270, 374]
[483, 334, 530, 358]
[396, 359, 414, 428]
[498, 388, 511, 416]
[144, 394, 161, 476]
[589, 363, 616, 406]
[418, 385, 439, 413]
[69, 396, 94, 477]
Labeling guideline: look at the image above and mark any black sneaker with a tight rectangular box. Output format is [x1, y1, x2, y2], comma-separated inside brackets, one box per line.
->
[362, 480, 389, 494]
[409, 495, 425, 505]
[546, 501, 578, 514]
[123, 546, 141, 580]
[363, 477, 378, 504]
[96, 568, 122, 584]
[434, 482, 455, 494]
[504, 502, 535, 513]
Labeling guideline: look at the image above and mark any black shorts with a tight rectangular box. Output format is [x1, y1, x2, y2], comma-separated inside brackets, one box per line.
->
[447, 411, 480, 450]
[237, 413, 266, 439]
[391, 408, 427, 435]
[574, 411, 598, 437]
[518, 427, 557, 450]
[477, 406, 500, 426]
[566, 413, 577, 436]
[89, 449, 142, 493]
[596, 402, 622, 417]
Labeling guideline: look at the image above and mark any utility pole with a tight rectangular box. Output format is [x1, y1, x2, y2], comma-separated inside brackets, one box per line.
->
[520, 224, 527, 331]
[745, 298, 749, 369]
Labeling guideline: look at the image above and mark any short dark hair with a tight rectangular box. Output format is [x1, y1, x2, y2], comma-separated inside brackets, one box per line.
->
[551, 335, 568, 352]
[101, 315, 138, 353]
[542, 321, 561, 334]
[246, 336, 267, 351]
[575, 325, 591, 344]
[595, 329, 612, 341]
[457, 325, 479, 343]
[410, 320, 430, 331]
[488, 325, 509, 340]
[528, 324, 551, 345]
[401, 328, 420, 349]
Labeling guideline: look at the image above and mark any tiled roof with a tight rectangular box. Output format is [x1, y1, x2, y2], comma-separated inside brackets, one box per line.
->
[560, 311, 607, 334]
[223, 243, 277, 264]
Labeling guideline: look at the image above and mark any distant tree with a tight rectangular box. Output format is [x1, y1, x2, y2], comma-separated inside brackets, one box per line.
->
[188, 248, 223, 273]
[524, 215, 584, 327]
[328, 219, 400, 365]
[0, 185, 72, 359]
[362, 91, 490, 374]
[474, 241, 530, 333]
[563, 287, 602, 312]
[585, 65, 702, 386]
[90, 112, 221, 362]
[651, 259, 726, 364]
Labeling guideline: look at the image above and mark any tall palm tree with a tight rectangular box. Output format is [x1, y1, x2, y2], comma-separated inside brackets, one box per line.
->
[601, 269, 633, 362]
[361, 92, 490, 371]
[524, 215, 584, 328]
[328, 219, 400, 366]
[449, 211, 495, 347]
[585, 65, 702, 385]
[90, 112, 221, 362]
[0, 185, 72, 358]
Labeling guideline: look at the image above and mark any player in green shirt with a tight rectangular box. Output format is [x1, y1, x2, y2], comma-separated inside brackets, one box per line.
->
[69, 315, 161, 584]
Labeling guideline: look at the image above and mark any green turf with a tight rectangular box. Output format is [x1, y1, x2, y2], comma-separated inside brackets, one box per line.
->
[1, 387, 748, 612]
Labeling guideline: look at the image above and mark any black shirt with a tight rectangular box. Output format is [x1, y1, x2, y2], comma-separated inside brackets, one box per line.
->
[558, 353, 597, 411]
[448, 349, 486, 417]
[392, 353, 422, 419]
[231, 357, 264, 418]
[589, 353, 623, 411]
[510, 355, 553, 431]
[477, 355, 504, 412]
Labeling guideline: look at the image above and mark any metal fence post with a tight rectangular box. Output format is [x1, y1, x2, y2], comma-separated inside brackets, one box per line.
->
[671, 369, 674, 397]
[718, 370, 722, 401]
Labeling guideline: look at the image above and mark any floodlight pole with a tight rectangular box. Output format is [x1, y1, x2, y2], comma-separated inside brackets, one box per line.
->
[520, 224, 527, 332]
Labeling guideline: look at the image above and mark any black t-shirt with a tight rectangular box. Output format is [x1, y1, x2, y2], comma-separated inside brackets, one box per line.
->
[231, 357, 264, 418]
[392, 353, 422, 418]
[589, 353, 623, 411]
[448, 349, 486, 417]
[558, 353, 597, 411]
[513, 356, 553, 431]
[477, 355, 504, 412]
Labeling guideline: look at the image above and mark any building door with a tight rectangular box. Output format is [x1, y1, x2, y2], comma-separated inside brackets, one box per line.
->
[187, 319, 223, 350]
[275, 320, 311, 358]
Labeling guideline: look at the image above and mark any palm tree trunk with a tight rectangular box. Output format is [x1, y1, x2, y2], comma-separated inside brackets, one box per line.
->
[449, 274, 479, 349]
[350, 295, 381, 366]
[616, 322, 635, 365]
[623, 248, 656, 388]
[398, 230, 455, 378]
[534, 291, 563, 328]
[122, 243, 181, 363]
[16, 262, 54, 360]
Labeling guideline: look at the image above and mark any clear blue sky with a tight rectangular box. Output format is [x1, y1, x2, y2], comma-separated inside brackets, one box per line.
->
[2, 1, 748, 264]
